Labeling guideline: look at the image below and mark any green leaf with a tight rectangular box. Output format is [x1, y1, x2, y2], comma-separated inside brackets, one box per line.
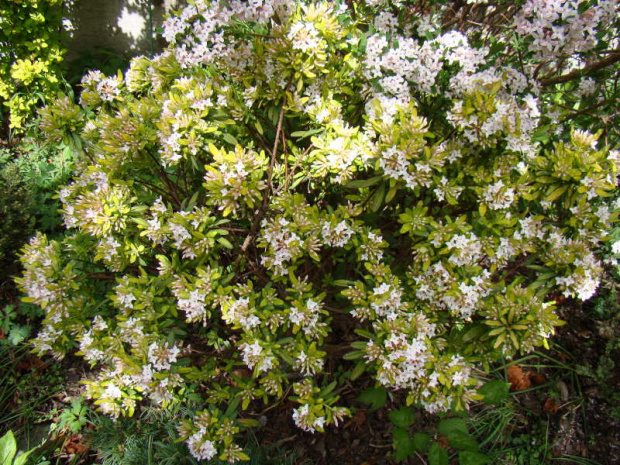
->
[345, 176, 382, 189]
[437, 417, 468, 437]
[388, 408, 415, 428]
[478, 380, 510, 405]
[224, 397, 240, 417]
[357, 387, 387, 410]
[208, 142, 219, 156]
[385, 184, 398, 203]
[217, 237, 233, 249]
[342, 350, 363, 360]
[290, 129, 322, 139]
[13, 448, 35, 465]
[7, 325, 29, 346]
[545, 184, 568, 202]
[412, 432, 430, 452]
[392, 428, 415, 461]
[448, 430, 478, 451]
[462, 324, 485, 343]
[222, 133, 238, 145]
[319, 381, 337, 398]
[237, 418, 260, 428]
[428, 442, 449, 465]
[236, 452, 251, 461]
[0, 430, 17, 465]
[369, 183, 385, 212]
[459, 450, 490, 465]
[350, 361, 366, 381]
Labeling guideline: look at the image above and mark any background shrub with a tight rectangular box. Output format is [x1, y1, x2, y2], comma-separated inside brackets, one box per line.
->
[0, 0, 69, 134]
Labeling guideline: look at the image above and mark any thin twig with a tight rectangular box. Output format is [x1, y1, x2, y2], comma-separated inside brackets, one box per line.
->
[560, 99, 609, 123]
[266, 104, 286, 194]
[283, 143, 313, 192]
[236, 102, 287, 267]
[145, 150, 183, 207]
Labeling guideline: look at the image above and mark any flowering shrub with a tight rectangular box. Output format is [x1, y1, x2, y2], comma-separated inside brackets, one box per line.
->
[19, 0, 620, 462]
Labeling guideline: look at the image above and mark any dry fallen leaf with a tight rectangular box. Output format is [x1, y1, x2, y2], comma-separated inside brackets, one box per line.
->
[15, 355, 46, 373]
[345, 409, 366, 432]
[508, 365, 531, 391]
[437, 435, 451, 449]
[60, 434, 90, 456]
[529, 372, 547, 386]
[544, 397, 560, 414]
[507, 365, 546, 391]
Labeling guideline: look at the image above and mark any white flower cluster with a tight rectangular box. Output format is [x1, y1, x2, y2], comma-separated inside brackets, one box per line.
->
[222, 297, 260, 331]
[292, 404, 325, 433]
[163, 0, 295, 70]
[147, 341, 181, 371]
[310, 122, 374, 183]
[288, 298, 325, 339]
[446, 233, 484, 267]
[514, 0, 618, 62]
[240, 340, 276, 373]
[482, 180, 516, 210]
[447, 72, 540, 158]
[321, 220, 354, 247]
[187, 428, 218, 461]
[378, 146, 432, 190]
[260, 217, 304, 276]
[414, 264, 491, 319]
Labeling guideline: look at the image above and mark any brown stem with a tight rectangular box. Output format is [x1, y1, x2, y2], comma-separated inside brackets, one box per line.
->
[221, 227, 250, 233]
[539, 52, 620, 87]
[84, 272, 118, 280]
[145, 150, 183, 207]
[560, 99, 609, 123]
[267, 104, 286, 194]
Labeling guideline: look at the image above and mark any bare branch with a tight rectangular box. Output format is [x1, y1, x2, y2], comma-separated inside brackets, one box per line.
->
[539, 51, 620, 87]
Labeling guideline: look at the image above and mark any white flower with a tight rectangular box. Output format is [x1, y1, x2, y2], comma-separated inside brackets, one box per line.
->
[103, 384, 122, 400]
[240, 341, 275, 373]
[292, 404, 325, 433]
[482, 180, 515, 210]
[116, 290, 136, 309]
[96, 78, 121, 101]
[147, 341, 180, 371]
[322, 220, 354, 247]
[187, 429, 217, 461]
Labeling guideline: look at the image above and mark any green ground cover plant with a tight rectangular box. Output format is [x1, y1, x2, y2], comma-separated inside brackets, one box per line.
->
[0, 132, 74, 279]
[12, 0, 620, 463]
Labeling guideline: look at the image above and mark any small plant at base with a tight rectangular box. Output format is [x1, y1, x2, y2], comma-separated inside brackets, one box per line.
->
[56, 399, 88, 435]
[0, 430, 38, 465]
[0, 306, 30, 347]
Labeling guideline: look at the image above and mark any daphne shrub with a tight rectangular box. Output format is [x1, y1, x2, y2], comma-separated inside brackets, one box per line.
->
[19, 0, 620, 461]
